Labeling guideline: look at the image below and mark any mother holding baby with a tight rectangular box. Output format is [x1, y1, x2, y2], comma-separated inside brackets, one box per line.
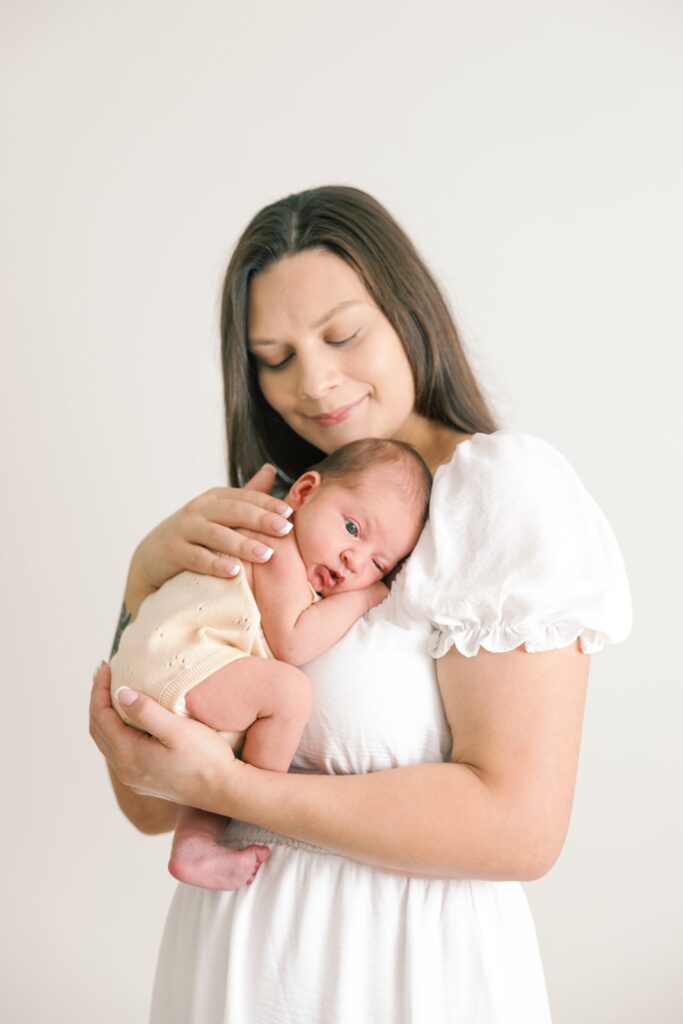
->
[90, 185, 631, 1022]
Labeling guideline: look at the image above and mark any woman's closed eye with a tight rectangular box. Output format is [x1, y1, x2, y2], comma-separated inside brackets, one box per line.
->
[256, 330, 361, 371]
[327, 329, 360, 348]
[257, 352, 294, 372]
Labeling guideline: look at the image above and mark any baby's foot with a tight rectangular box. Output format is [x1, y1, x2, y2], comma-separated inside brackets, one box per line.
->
[169, 836, 271, 890]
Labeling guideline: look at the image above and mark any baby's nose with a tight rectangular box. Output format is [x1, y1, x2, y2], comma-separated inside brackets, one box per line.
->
[341, 548, 361, 573]
[342, 544, 372, 574]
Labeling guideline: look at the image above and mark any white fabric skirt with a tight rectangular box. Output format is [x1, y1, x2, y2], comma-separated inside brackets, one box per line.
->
[150, 823, 552, 1023]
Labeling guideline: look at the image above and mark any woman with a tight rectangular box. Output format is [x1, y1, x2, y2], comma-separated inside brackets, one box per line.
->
[90, 185, 631, 1022]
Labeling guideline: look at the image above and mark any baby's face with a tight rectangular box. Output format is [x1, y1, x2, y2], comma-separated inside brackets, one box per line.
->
[288, 471, 424, 597]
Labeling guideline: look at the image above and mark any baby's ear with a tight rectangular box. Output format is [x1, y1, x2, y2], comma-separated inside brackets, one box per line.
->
[287, 471, 322, 509]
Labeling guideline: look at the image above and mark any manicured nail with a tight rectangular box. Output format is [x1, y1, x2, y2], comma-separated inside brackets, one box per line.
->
[223, 561, 240, 576]
[252, 543, 274, 561]
[114, 686, 139, 708]
[275, 503, 293, 518]
[271, 516, 293, 535]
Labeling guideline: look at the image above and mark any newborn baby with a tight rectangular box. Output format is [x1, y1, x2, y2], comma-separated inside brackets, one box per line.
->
[110, 437, 432, 890]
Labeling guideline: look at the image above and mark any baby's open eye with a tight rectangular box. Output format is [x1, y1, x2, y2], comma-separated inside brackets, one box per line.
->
[344, 519, 359, 537]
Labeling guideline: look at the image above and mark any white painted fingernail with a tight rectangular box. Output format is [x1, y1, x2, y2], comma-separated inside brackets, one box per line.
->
[224, 562, 241, 576]
[272, 518, 293, 535]
[252, 544, 274, 561]
[114, 686, 138, 708]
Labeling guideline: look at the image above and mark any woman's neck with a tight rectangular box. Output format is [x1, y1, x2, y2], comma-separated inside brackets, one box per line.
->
[393, 413, 471, 474]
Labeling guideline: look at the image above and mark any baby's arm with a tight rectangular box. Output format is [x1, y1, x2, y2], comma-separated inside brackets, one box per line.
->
[253, 540, 388, 666]
[275, 585, 388, 665]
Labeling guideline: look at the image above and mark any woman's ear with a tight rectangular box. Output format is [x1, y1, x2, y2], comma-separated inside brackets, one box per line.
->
[287, 471, 323, 510]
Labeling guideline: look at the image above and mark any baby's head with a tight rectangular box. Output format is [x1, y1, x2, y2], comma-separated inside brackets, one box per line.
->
[285, 438, 432, 597]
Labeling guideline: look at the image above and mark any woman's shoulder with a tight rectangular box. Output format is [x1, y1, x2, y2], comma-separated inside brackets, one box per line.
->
[400, 429, 632, 658]
[425, 429, 597, 557]
[427, 429, 601, 529]
[432, 429, 578, 498]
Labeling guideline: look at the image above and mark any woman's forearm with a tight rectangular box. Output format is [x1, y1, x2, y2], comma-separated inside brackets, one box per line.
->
[107, 763, 178, 835]
[106, 553, 170, 832]
[220, 760, 547, 882]
[109, 554, 156, 666]
[121, 544, 158, 624]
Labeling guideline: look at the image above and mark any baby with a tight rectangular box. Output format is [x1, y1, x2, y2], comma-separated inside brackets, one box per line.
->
[110, 437, 432, 890]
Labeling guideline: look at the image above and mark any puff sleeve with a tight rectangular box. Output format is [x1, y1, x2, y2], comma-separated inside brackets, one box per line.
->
[399, 432, 632, 658]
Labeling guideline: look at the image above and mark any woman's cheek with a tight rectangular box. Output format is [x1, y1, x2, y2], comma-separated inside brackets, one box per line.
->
[257, 375, 285, 418]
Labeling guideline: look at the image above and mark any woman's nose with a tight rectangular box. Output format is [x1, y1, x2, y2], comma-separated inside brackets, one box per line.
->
[296, 354, 341, 401]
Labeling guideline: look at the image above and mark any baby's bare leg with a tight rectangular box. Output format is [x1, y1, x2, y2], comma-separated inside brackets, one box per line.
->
[185, 656, 313, 771]
[168, 657, 312, 890]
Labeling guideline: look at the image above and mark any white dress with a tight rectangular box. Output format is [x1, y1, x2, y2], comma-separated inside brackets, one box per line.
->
[150, 432, 631, 1024]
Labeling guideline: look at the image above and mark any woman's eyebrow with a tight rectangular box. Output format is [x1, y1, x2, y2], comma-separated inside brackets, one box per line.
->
[249, 300, 366, 347]
[311, 299, 366, 328]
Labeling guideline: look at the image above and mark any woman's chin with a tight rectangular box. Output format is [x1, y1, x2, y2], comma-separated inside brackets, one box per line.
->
[308, 423, 378, 453]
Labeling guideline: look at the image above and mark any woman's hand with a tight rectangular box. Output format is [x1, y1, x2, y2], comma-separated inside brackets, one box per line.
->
[90, 663, 245, 814]
[126, 464, 295, 616]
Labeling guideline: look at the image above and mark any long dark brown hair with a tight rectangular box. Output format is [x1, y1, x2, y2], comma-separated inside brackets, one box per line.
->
[220, 185, 498, 487]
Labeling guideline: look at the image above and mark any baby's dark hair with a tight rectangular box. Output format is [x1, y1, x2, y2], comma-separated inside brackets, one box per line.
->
[307, 438, 432, 528]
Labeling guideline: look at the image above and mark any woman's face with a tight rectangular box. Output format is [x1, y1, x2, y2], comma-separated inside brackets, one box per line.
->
[247, 249, 417, 454]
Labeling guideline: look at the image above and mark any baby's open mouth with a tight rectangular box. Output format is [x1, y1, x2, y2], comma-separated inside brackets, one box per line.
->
[320, 566, 344, 589]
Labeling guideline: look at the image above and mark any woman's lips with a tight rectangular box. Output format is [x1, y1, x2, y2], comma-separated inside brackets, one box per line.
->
[311, 395, 367, 427]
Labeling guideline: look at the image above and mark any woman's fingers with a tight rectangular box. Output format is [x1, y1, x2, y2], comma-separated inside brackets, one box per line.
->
[112, 686, 184, 750]
[90, 663, 238, 807]
[243, 463, 278, 493]
[202, 493, 294, 536]
[131, 464, 294, 588]
[186, 522, 279, 566]
[172, 537, 244, 578]
[181, 484, 295, 570]
[191, 470, 292, 521]
[89, 661, 125, 761]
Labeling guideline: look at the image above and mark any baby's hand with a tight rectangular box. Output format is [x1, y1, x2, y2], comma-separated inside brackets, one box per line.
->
[364, 580, 390, 613]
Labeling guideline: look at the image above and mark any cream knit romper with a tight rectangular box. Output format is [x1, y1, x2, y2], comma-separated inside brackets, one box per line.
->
[110, 560, 274, 751]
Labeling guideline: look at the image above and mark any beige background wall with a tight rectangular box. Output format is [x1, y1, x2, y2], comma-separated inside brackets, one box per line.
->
[2, 1, 681, 1021]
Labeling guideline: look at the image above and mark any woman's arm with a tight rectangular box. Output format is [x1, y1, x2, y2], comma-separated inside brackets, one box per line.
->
[93, 643, 589, 880]
[99, 464, 295, 833]
[106, 762, 179, 835]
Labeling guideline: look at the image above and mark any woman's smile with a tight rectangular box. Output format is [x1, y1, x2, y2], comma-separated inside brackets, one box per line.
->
[309, 395, 369, 427]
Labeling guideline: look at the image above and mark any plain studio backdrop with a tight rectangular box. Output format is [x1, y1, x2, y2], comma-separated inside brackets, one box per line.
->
[1, 1, 681, 1021]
